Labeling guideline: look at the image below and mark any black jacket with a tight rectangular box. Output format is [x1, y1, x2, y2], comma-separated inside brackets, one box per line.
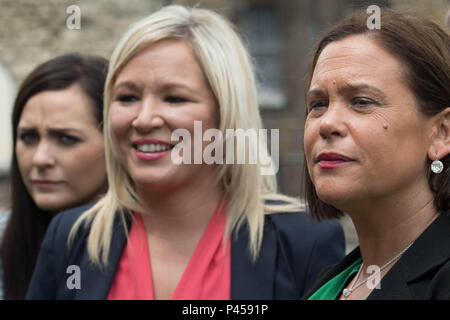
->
[303, 211, 450, 300]
[26, 203, 345, 299]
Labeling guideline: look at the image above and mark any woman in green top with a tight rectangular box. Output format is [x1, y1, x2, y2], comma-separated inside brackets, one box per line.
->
[302, 8, 450, 300]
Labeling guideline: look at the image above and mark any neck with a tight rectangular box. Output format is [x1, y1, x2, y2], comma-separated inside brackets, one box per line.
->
[136, 171, 225, 242]
[345, 185, 439, 268]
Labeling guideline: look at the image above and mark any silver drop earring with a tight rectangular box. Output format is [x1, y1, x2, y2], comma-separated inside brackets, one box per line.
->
[431, 159, 444, 174]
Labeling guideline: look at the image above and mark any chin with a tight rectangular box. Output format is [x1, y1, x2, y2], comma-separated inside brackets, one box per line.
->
[34, 201, 66, 213]
[33, 196, 77, 213]
[315, 187, 354, 210]
[134, 175, 184, 193]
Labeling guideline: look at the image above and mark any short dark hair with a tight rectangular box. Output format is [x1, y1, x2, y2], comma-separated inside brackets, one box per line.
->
[1, 53, 108, 299]
[304, 9, 450, 221]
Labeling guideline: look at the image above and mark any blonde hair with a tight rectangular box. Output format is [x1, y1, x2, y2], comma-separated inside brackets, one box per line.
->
[69, 5, 304, 267]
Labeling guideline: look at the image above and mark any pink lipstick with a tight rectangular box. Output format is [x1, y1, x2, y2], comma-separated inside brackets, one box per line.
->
[32, 180, 63, 188]
[316, 152, 353, 169]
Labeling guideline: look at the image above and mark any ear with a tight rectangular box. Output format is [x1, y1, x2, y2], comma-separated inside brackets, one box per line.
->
[428, 107, 450, 160]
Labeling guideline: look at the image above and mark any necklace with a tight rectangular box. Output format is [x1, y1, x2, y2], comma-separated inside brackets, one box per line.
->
[342, 241, 414, 299]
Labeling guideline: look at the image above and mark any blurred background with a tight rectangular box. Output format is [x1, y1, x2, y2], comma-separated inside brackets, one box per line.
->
[0, 0, 449, 252]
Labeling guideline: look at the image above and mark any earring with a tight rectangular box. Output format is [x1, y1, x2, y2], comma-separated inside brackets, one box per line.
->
[431, 159, 444, 174]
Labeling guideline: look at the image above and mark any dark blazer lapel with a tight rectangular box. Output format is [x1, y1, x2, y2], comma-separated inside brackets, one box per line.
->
[305, 212, 450, 300]
[231, 218, 277, 299]
[74, 213, 131, 299]
[368, 211, 450, 300]
[304, 243, 413, 300]
[366, 269, 411, 300]
[303, 247, 361, 299]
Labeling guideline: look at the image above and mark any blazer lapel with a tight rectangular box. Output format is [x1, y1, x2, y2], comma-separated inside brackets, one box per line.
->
[366, 270, 412, 300]
[74, 213, 131, 299]
[305, 211, 450, 300]
[369, 211, 450, 300]
[304, 243, 414, 300]
[231, 217, 277, 299]
[303, 247, 361, 299]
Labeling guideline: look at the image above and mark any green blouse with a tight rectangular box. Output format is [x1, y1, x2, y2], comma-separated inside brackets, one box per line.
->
[308, 257, 363, 300]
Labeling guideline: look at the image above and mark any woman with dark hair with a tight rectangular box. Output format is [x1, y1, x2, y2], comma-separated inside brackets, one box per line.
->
[303, 8, 450, 300]
[0, 53, 108, 299]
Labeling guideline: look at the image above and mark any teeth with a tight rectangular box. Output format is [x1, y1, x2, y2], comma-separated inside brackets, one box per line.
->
[136, 144, 171, 153]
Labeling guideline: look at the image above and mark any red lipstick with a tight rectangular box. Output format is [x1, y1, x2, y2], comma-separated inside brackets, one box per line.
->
[316, 152, 353, 169]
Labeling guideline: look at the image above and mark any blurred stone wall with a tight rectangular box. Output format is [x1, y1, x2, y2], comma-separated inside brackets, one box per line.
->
[391, 0, 449, 27]
[0, 0, 169, 82]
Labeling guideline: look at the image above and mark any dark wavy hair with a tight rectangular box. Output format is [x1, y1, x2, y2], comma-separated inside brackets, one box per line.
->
[304, 9, 450, 221]
[1, 53, 108, 299]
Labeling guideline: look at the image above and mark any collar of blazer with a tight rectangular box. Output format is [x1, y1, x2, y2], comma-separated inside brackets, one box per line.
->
[304, 211, 450, 300]
[73, 210, 279, 300]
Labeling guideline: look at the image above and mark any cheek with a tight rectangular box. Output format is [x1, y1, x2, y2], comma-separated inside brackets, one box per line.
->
[303, 121, 320, 183]
[350, 120, 413, 177]
[202, 104, 219, 129]
[172, 102, 218, 130]
[63, 143, 106, 185]
[109, 107, 132, 143]
[166, 111, 215, 144]
[15, 143, 32, 174]
[303, 120, 318, 160]
[348, 121, 387, 163]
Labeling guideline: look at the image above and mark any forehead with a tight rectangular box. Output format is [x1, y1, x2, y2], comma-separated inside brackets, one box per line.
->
[19, 84, 98, 128]
[114, 39, 206, 86]
[311, 35, 405, 88]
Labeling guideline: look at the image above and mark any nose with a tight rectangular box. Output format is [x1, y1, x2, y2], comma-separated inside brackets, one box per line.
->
[32, 141, 56, 168]
[131, 97, 165, 134]
[319, 102, 348, 140]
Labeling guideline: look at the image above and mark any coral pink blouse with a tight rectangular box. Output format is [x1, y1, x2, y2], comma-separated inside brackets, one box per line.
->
[107, 205, 230, 300]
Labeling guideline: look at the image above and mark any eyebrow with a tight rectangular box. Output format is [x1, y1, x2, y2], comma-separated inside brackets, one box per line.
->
[17, 127, 84, 135]
[307, 84, 387, 99]
[160, 83, 194, 92]
[112, 81, 141, 93]
[113, 80, 196, 95]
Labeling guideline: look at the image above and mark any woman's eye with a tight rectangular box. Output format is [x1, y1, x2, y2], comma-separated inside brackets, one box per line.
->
[115, 94, 139, 103]
[351, 97, 376, 108]
[165, 95, 188, 104]
[19, 132, 39, 145]
[309, 100, 329, 111]
[58, 135, 80, 146]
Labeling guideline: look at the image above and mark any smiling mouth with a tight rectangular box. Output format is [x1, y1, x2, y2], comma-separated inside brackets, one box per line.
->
[133, 143, 175, 153]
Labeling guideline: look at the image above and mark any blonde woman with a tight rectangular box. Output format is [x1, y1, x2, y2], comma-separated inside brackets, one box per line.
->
[27, 5, 344, 300]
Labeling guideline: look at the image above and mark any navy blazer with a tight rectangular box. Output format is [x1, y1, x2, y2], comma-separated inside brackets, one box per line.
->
[303, 211, 450, 300]
[26, 203, 345, 300]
